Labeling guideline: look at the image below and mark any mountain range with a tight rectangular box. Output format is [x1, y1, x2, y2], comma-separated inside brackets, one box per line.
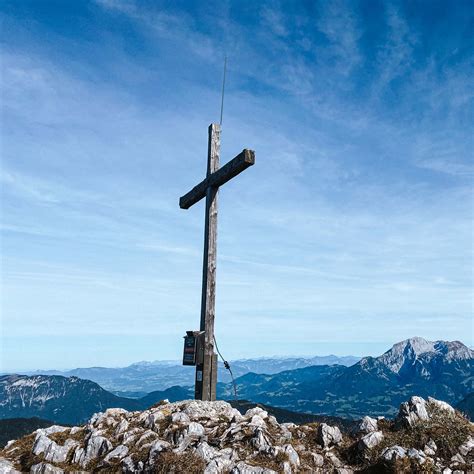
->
[17, 355, 359, 396]
[217, 337, 474, 418]
[0, 374, 191, 425]
[1, 337, 472, 425]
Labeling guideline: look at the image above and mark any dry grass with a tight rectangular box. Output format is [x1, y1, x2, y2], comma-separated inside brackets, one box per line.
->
[361, 457, 436, 473]
[0, 433, 38, 471]
[149, 400, 169, 409]
[247, 451, 287, 473]
[152, 451, 206, 474]
[367, 406, 472, 465]
[48, 429, 71, 445]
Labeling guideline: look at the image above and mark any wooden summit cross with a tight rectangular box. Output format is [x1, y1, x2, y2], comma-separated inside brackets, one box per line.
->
[180, 123, 255, 401]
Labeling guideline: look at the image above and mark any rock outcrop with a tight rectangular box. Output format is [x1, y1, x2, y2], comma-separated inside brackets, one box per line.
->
[0, 396, 472, 473]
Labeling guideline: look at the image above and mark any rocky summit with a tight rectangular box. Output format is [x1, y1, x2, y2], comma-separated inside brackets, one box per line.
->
[0, 396, 473, 473]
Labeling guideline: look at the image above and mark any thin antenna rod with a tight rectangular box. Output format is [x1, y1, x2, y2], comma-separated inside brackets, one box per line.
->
[219, 56, 227, 125]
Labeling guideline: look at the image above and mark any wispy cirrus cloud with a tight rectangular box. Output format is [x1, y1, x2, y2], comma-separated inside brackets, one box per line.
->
[1, 0, 472, 369]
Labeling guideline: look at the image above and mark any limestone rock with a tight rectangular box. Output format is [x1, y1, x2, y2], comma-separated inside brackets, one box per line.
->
[458, 436, 474, 456]
[428, 397, 455, 414]
[382, 445, 407, 461]
[326, 451, 343, 467]
[358, 431, 384, 451]
[282, 444, 300, 468]
[231, 461, 277, 474]
[407, 448, 427, 464]
[0, 459, 21, 474]
[32, 435, 78, 464]
[0, 396, 471, 474]
[244, 407, 268, 420]
[424, 439, 437, 456]
[103, 444, 128, 463]
[316, 423, 342, 448]
[30, 463, 64, 474]
[450, 453, 465, 465]
[311, 453, 324, 467]
[357, 416, 378, 434]
[397, 396, 429, 427]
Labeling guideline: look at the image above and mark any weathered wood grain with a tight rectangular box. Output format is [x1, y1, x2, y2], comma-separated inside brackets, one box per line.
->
[195, 123, 220, 402]
[181, 122, 255, 401]
[179, 149, 255, 210]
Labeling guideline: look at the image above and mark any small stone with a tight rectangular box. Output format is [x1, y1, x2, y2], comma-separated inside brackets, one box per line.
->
[244, 407, 268, 420]
[252, 428, 273, 453]
[0, 459, 21, 474]
[30, 463, 64, 474]
[382, 445, 407, 462]
[311, 453, 324, 467]
[281, 461, 291, 474]
[148, 440, 171, 465]
[186, 421, 205, 438]
[249, 415, 266, 428]
[231, 461, 277, 473]
[282, 444, 300, 468]
[358, 431, 384, 451]
[424, 439, 437, 456]
[103, 445, 128, 463]
[458, 436, 474, 456]
[136, 430, 158, 446]
[326, 452, 343, 467]
[358, 416, 378, 433]
[82, 435, 112, 466]
[72, 447, 85, 465]
[196, 441, 219, 463]
[121, 456, 136, 473]
[172, 412, 190, 424]
[147, 411, 166, 429]
[407, 448, 426, 464]
[114, 419, 129, 435]
[450, 453, 465, 465]
[317, 423, 343, 448]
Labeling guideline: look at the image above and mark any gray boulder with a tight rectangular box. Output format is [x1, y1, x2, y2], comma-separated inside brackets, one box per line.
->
[30, 463, 64, 474]
[397, 396, 429, 427]
[231, 462, 277, 474]
[357, 416, 378, 434]
[358, 431, 384, 451]
[382, 445, 407, 461]
[317, 423, 342, 448]
[0, 459, 21, 474]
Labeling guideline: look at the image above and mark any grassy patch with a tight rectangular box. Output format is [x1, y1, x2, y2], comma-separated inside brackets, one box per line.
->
[48, 429, 71, 445]
[368, 407, 472, 464]
[247, 451, 287, 473]
[152, 451, 206, 473]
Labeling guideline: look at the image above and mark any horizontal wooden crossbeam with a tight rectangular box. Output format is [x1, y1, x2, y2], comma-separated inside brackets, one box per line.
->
[179, 149, 255, 209]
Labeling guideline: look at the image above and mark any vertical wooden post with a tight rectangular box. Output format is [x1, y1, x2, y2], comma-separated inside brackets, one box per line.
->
[195, 123, 220, 401]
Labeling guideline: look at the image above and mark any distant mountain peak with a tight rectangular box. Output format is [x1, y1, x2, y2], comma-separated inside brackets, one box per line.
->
[376, 337, 473, 374]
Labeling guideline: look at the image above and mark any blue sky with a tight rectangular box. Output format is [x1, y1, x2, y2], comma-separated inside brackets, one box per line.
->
[1, 0, 472, 371]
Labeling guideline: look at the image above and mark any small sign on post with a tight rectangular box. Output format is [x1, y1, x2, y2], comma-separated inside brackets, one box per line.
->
[182, 331, 204, 366]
